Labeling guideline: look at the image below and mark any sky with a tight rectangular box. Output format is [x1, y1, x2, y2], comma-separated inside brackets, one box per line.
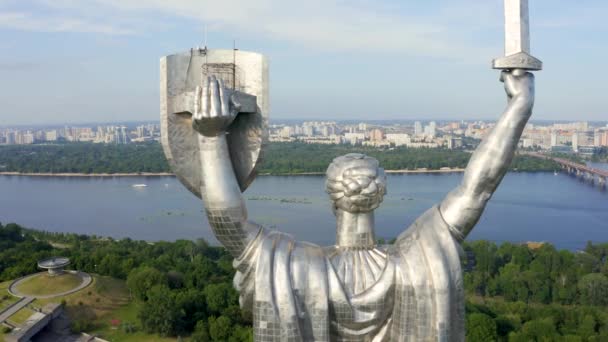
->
[0, 0, 606, 125]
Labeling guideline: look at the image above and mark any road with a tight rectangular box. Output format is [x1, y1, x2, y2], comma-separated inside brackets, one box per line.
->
[0, 296, 34, 323]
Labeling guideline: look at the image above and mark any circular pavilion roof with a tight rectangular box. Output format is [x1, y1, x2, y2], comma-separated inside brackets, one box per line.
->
[38, 257, 70, 269]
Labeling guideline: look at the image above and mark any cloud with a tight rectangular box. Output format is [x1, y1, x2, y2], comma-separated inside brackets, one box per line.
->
[0, 11, 135, 35]
[1, 0, 603, 58]
[13, 0, 498, 59]
[129, 0, 490, 56]
[0, 61, 40, 70]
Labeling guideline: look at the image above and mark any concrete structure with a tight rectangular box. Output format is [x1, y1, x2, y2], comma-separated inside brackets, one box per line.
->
[0, 297, 34, 325]
[5, 303, 64, 342]
[9, 271, 92, 299]
[37, 257, 70, 276]
[526, 152, 608, 189]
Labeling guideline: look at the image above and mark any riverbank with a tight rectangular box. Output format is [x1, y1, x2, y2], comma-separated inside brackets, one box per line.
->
[0, 168, 468, 177]
[260, 168, 467, 176]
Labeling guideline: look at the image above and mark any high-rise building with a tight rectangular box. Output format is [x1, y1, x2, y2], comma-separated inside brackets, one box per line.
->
[120, 126, 129, 144]
[572, 132, 579, 152]
[414, 121, 423, 137]
[6, 132, 15, 144]
[136, 126, 146, 138]
[550, 131, 558, 147]
[320, 126, 330, 137]
[280, 126, 293, 138]
[21, 132, 35, 144]
[424, 121, 437, 138]
[344, 132, 365, 145]
[303, 125, 314, 137]
[599, 130, 608, 147]
[386, 133, 410, 147]
[369, 129, 384, 141]
[294, 125, 303, 135]
[45, 130, 58, 141]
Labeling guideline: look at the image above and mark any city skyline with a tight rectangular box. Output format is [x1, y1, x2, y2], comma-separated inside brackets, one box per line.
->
[3, 120, 607, 155]
[0, 1, 607, 125]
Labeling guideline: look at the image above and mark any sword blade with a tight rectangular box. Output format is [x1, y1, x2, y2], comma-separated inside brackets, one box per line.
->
[492, 0, 542, 70]
[504, 0, 530, 56]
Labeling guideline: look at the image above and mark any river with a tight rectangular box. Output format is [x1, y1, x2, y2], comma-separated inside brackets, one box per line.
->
[1, 168, 607, 250]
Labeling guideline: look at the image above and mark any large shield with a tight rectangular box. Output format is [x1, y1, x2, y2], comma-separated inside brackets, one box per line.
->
[160, 49, 269, 198]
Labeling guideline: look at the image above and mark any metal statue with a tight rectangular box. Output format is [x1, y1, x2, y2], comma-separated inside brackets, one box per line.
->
[160, 0, 541, 340]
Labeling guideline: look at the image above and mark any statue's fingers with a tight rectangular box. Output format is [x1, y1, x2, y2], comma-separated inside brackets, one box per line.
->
[209, 77, 221, 117]
[230, 94, 241, 116]
[325, 181, 343, 193]
[502, 72, 517, 95]
[201, 77, 210, 118]
[193, 86, 202, 119]
[217, 78, 228, 116]
[512, 69, 526, 77]
[499, 71, 508, 83]
[328, 192, 344, 201]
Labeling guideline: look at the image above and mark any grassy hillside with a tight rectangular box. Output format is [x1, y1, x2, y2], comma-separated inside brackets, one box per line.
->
[34, 275, 177, 341]
[0, 275, 180, 342]
[15, 273, 82, 297]
[0, 281, 18, 312]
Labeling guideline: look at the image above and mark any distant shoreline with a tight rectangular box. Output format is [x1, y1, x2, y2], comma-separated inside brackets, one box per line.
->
[0, 168, 467, 178]
[0, 172, 175, 177]
[260, 168, 467, 176]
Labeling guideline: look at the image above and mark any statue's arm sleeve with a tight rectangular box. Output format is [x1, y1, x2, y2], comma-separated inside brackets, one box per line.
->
[198, 134, 261, 258]
[438, 75, 535, 240]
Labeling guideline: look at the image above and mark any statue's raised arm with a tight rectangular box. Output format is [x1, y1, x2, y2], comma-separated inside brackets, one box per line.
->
[439, 70, 535, 241]
[192, 76, 261, 257]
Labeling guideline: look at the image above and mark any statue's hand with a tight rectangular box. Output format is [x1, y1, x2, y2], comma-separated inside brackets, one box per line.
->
[501, 70, 534, 105]
[192, 76, 241, 137]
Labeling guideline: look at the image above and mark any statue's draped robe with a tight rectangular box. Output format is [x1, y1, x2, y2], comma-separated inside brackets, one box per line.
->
[233, 206, 465, 341]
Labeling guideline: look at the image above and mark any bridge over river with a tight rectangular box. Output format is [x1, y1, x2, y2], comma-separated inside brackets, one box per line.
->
[525, 152, 608, 188]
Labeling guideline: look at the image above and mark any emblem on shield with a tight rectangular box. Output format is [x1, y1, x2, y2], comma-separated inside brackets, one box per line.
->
[160, 49, 269, 198]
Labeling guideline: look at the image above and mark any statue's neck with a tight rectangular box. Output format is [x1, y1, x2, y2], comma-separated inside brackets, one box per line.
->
[335, 209, 376, 249]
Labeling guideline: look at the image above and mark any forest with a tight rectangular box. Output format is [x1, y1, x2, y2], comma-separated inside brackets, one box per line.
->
[0, 222, 248, 341]
[2, 222, 608, 341]
[0, 141, 562, 174]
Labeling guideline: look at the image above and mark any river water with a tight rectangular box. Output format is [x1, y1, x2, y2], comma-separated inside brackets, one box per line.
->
[1, 169, 607, 250]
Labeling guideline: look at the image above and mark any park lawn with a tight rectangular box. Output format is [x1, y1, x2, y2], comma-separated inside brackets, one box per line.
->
[34, 276, 181, 341]
[1, 327, 9, 342]
[0, 281, 10, 292]
[0, 281, 18, 312]
[94, 327, 182, 342]
[87, 280, 181, 341]
[6, 307, 35, 326]
[16, 273, 82, 297]
[35, 275, 126, 317]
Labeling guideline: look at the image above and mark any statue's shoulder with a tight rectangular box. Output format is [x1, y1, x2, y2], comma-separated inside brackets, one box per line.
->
[251, 227, 326, 256]
[389, 205, 458, 254]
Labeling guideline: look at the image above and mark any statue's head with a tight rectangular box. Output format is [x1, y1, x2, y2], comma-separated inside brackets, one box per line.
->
[325, 154, 387, 213]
